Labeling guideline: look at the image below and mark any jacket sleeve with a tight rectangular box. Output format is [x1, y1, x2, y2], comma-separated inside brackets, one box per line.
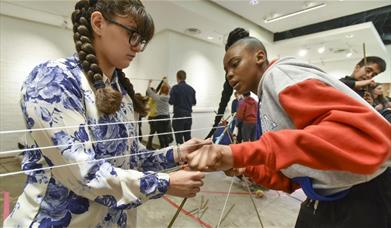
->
[244, 165, 300, 193]
[169, 86, 176, 105]
[231, 79, 391, 175]
[146, 87, 160, 102]
[22, 63, 173, 210]
[192, 88, 197, 106]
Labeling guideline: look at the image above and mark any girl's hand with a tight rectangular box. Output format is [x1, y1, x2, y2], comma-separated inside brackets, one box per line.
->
[167, 170, 205, 198]
[186, 144, 234, 172]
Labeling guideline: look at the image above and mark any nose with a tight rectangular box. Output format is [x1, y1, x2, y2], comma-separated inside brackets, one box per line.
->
[365, 72, 375, 79]
[226, 70, 234, 81]
[130, 41, 143, 53]
[130, 45, 141, 53]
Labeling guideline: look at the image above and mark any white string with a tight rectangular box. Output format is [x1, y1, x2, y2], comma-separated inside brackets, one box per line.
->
[0, 114, 225, 135]
[0, 126, 224, 156]
[129, 77, 163, 82]
[0, 141, 211, 178]
[216, 177, 235, 228]
[244, 177, 264, 228]
[215, 114, 235, 228]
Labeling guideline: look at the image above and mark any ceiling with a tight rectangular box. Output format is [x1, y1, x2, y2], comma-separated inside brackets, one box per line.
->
[1, 0, 390, 80]
[3, 0, 390, 45]
[270, 22, 387, 64]
[212, 0, 390, 33]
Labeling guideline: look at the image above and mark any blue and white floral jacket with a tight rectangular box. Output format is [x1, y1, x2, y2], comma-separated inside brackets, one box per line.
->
[4, 55, 177, 228]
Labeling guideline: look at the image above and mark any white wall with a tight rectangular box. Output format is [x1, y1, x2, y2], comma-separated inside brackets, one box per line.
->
[167, 31, 226, 109]
[387, 45, 391, 55]
[128, 30, 228, 142]
[0, 15, 74, 153]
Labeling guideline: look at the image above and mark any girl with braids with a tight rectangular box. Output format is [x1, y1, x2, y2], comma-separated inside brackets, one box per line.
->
[187, 37, 391, 227]
[205, 27, 249, 139]
[5, 0, 206, 227]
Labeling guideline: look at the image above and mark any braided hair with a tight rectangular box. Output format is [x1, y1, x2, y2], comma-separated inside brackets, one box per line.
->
[205, 28, 249, 139]
[71, 0, 153, 115]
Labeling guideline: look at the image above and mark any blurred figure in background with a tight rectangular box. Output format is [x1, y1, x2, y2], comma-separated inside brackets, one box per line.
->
[236, 92, 257, 142]
[135, 93, 149, 142]
[231, 91, 243, 143]
[147, 79, 173, 148]
[369, 83, 391, 111]
[146, 78, 165, 149]
[169, 70, 196, 144]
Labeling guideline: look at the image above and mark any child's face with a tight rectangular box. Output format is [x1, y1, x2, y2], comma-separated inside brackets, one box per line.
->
[224, 44, 263, 94]
[353, 63, 382, 81]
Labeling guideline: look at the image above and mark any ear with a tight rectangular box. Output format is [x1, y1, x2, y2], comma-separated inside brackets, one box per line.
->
[255, 50, 266, 65]
[352, 64, 361, 76]
[90, 11, 105, 36]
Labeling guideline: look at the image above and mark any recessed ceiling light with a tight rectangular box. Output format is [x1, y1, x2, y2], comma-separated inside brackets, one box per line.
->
[249, 0, 258, 6]
[318, 46, 326, 54]
[207, 36, 214, 40]
[345, 34, 354, 39]
[346, 52, 353, 58]
[298, 49, 308, 57]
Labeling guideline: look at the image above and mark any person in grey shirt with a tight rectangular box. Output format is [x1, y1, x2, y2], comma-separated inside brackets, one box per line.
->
[147, 80, 172, 148]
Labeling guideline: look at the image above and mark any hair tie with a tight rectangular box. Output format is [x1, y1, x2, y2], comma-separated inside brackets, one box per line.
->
[94, 80, 105, 90]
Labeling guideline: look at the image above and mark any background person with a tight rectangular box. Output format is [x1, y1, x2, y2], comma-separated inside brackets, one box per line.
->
[169, 70, 196, 144]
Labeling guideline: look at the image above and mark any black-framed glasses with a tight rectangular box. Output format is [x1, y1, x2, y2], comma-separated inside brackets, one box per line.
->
[103, 16, 147, 51]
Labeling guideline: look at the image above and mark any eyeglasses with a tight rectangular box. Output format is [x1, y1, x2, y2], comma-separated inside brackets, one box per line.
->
[103, 16, 147, 52]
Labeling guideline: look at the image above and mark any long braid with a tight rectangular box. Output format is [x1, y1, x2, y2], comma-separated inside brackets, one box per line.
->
[117, 70, 147, 116]
[71, 0, 154, 115]
[205, 28, 249, 139]
[72, 0, 122, 115]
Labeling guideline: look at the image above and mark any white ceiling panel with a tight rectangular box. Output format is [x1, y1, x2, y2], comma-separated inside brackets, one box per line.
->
[212, 0, 391, 33]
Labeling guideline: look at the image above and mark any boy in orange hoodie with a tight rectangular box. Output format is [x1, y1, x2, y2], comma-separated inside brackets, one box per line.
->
[186, 37, 391, 227]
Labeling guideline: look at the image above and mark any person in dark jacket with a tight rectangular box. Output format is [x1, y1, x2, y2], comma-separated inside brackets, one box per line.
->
[169, 70, 196, 144]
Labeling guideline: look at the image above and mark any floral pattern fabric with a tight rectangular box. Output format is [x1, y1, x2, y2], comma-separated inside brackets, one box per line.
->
[4, 55, 177, 227]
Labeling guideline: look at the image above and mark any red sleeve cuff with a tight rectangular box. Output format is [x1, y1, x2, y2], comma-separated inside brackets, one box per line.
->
[229, 136, 272, 168]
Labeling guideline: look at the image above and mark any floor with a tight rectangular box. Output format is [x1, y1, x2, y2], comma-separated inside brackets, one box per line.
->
[0, 156, 304, 227]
